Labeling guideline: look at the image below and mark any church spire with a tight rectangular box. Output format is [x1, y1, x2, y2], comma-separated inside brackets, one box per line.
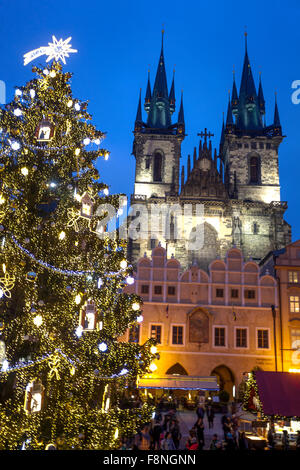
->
[177, 91, 185, 135]
[235, 33, 263, 132]
[146, 31, 173, 130]
[153, 30, 168, 100]
[134, 89, 143, 131]
[231, 70, 238, 116]
[226, 91, 234, 126]
[273, 93, 282, 135]
[257, 73, 265, 115]
[144, 69, 151, 113]
[169, 69, 175, 114]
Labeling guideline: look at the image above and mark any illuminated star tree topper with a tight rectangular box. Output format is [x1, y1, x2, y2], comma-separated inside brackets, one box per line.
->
[23, 36, 77, 66]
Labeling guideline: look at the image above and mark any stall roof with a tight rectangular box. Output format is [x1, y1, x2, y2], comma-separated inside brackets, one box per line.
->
[138, 375, 219, 391]
[255, 371, 300, 417]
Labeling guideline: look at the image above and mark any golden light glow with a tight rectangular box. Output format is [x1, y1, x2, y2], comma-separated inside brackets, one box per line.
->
[21, 167, 29, 176]
[59, 231, 66, 240]
[33, 315, 43, 327]
[289, 369, 300, 373]
[114, 428, 119, 440]
[150, 346, 157, 354]
[149, 362, 157, 372]
[75, 294, 81, 305]
[75, 148, 80, 156]
[0, 195, 5, 205]
[132, 302, 140, 311]
[120, 259, 127, 269]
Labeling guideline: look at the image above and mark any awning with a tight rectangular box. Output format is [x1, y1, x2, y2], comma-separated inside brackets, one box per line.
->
[255, 371, 300, 417]
[138, 375, 219, 391]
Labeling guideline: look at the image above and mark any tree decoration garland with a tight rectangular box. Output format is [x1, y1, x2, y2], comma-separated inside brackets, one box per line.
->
[0, 59, 156, 450]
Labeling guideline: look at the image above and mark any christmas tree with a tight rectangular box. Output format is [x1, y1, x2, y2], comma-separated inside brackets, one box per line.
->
[0, 59, 157, 450]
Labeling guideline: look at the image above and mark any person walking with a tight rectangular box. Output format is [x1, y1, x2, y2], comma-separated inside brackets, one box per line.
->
[170, 420, 181, 450]
[282, 430, 289, 451]
[151, 419, 162, 450]
[207, 405, 215, 429]
[196, 404, 204, 419]
[194, 417, 205, 450]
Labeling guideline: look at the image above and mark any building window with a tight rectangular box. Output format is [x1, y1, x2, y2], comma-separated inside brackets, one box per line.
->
[250, 156, 259, 184]
[291, 329, 300, 350]
[216, 288, 224, 298]
[129, 325, 140, 343]
[172, 326, 184, 345]
[244, 143, 249, 148]
[151, 325, 162, 344]
[245, 290, 256, 299]
[251, 142, 257, 149]
[168, 286, 176, 296]
[145, 157, 151, 169]
[214, 327, 226, 347]
[153, 152, 163, 182]
[266, 143, 271, 150]
[289, 271, 299, 283]
[231, 289, 239, 299]
[238, 143, 242, 149]
[236, 328, 247, 348]
[141, 285, 149, 294]
[154, 285, 162, 295]
[257, 329, 269, 349]
[290, 296, 300, 313]
[259, 143, 264, 149]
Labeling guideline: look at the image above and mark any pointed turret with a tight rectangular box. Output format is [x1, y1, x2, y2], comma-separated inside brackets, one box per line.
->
[134, 89, 143, 132]
[193, 147, 197, 167]
[146, 31, 173, 130]
[257, 73, 265, 116]
[144, 70, 152, 113]
[226, 92, 234, 126]
[177, 91, 185, 135]
[231, 71, 238, 116]
[235, 34, 263, 132]
[273, 93, 282, 136]
[219, 113, 225, 156]
[181, 165, 185, 188]
[187, 154, 191, 176]
[169, 70, 175, 114]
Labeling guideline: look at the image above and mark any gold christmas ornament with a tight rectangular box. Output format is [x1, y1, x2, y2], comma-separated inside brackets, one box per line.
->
[0, 272, 16, 298]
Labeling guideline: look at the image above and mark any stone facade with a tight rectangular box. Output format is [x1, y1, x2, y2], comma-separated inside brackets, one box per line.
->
[128, 42, 291, 271]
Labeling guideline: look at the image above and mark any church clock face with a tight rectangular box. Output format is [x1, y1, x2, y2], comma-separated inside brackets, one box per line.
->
[199, 158, 211, 171]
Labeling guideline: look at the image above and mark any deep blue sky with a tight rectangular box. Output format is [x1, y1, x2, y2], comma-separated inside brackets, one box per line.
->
[1, 0, 300, 240]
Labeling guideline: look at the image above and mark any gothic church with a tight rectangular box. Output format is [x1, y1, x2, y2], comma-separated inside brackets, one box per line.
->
[128, 34, 291, 270]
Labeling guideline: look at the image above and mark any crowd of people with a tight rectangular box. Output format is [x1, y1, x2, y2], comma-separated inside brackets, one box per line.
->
[118, 401, 300, 451]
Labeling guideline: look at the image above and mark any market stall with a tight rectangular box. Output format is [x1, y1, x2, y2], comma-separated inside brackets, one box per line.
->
[244, 371, 300, 449]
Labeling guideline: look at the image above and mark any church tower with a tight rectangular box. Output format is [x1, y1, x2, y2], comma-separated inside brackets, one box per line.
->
[128, 34, 291, 270]
[132, 32, 185, 200]
[221, 35, 282, 204]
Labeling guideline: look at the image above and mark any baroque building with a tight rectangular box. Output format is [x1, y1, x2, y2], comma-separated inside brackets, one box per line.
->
[128, 34, 291, 270]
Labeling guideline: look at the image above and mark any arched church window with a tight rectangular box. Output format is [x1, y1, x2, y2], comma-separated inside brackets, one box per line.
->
[153, 152, 163, 182]
[250, 156, 260, 184]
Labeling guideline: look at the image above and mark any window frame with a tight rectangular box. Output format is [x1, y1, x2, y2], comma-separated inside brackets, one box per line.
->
[234, 327, 249, 349]
[213, 325, 227, 348]
[171, 324, 185, 346]
[128, 324, 141, 344]
[289, 296, 300, 313]
[256, 328, 270, 350]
